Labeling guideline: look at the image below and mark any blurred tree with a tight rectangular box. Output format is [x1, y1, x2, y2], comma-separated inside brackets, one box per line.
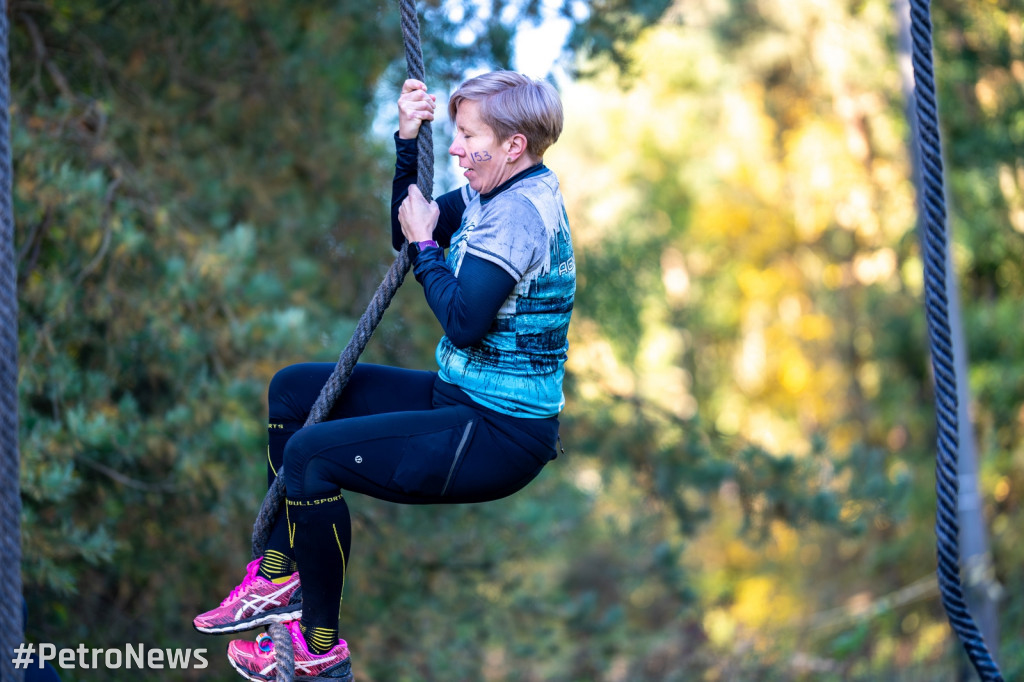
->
[549, 0, 1024, 678]
[13, 2, 419, 669]
[12, 0, 1023, 679]
[11, 0, 678, 679]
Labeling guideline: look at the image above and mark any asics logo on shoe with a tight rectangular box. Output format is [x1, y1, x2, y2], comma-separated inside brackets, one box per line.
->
[193, 558, 301, 635]
[235, 582, 298, 619]
[295, 651, 346, 676]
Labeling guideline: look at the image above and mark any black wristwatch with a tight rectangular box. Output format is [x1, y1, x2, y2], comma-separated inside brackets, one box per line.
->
[410, 239, 439, 257]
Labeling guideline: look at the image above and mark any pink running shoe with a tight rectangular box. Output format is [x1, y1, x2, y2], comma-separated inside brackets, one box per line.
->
[193, 558, 302, 635]
[227, 620, 353, 681]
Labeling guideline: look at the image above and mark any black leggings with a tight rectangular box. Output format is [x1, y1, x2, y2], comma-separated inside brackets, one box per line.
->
[263, 362, 559, 634]
[268, 362, 558, 503]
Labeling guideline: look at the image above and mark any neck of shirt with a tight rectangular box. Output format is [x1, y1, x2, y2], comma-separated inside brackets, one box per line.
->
[480, 163, 547, 203]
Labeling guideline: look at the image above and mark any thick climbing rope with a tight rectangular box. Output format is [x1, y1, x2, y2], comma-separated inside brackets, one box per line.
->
[249, 0, 432, 679]
[908, 1, 1003, 680]
[0, 2, 25, 682]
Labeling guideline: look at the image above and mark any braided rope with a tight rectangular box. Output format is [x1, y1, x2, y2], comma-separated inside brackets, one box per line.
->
[908, 1, 1003, 679]
[399, 0, 434, 200]
[0, 2, 25, 681]
[251, 1, 431, 678]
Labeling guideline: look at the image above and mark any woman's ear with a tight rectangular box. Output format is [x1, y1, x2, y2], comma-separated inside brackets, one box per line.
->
[505, 133, 530, 163]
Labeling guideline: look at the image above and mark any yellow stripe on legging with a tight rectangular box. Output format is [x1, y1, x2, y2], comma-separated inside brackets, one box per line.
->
[286, 503, 296, 549]
[332, 523, 347, 605]
[267, 444, 277, 478]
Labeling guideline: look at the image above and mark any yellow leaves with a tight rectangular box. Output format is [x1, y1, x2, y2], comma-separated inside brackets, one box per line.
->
[797, 313, 833, 342]
[835, 186, 880, 236]
[994, 476, 1011, 503]
[732, 274, 835, 401]
[737, 266, 785, 300]
[914, 621, 952, 662]
[634, 23, 722, 92]
[696, 199, 755, 242]
[703, 608, 738, 647]
[840, 500, 864, 524]
[785, 120, 856, 240]
[779, 347, 812, 394]
[975, 67, 1015, 117]
[566, 319, 636, 400]
[732, 574, 803, 629]
[735, 301, 769, 394]
[974, 77, 1000, 116]
[717, 87, 783, 197]
[1013, 59, 1024, 85]
[639, 329, 697, 419]
[856, 361, 882, 400]
[852, 247, 898, 286]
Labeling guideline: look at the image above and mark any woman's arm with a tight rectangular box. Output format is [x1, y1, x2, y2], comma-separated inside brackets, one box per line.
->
[391, 135, 466, 250]
[412, 250, 516, 349]
[392, 78, 464, 250]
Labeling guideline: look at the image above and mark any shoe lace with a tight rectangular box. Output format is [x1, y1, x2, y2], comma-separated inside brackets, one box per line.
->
[286, 620, 305, 647]
[222, 558, 262, 606]
[287, 620, 319, 658]
[288, 620, 347, 660]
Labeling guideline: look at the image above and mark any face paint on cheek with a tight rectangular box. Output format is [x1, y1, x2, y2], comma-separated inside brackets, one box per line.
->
[470, 151, 493, 163]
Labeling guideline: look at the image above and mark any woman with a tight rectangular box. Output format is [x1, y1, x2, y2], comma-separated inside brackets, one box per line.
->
[193, 70, 575, 680]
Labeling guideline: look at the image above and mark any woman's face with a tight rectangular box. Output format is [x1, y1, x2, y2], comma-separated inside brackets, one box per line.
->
[449, 99, 511, 194]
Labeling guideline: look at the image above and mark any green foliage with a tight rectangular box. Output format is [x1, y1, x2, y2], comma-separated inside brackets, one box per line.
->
[549, 0, 1022, 677]
[12, 0, 413, 672]
[567, 0, 676, 74]
[10, 1, 679, 679]
[10, 0, 1024, 680]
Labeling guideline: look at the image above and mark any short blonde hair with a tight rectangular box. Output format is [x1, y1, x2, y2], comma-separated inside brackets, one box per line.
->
[448, 70, 564, 159]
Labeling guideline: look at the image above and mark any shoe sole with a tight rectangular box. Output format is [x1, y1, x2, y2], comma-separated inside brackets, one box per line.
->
[194, 606, 302, 635]
[227, 653, 271, 681]
[227, 650, 355, 682]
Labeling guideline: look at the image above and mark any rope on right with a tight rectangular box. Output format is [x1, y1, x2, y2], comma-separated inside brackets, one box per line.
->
[908, 0, 1003, 679]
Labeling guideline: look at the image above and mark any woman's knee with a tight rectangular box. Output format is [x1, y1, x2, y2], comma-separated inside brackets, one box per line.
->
[268, 363, 329, 423]
[282, 432, 312, 497]
[281, 431, 338, 499]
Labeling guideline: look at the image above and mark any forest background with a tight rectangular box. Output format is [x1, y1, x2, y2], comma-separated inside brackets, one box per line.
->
[9, 0, 1024, 680]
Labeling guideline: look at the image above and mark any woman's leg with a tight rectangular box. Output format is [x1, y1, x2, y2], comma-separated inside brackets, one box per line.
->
[282, 401, 476, 653]
[281, 403, 558, 653]
[258, 363, 437, 582]
[196, 364, 439, 636]
[266, 362, 439, 483]
[260, 363, 335, 582]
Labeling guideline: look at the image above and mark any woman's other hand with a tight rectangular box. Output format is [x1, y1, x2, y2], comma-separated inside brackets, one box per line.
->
[398, 79, 436, 140]
[399, 184, 440, 243]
